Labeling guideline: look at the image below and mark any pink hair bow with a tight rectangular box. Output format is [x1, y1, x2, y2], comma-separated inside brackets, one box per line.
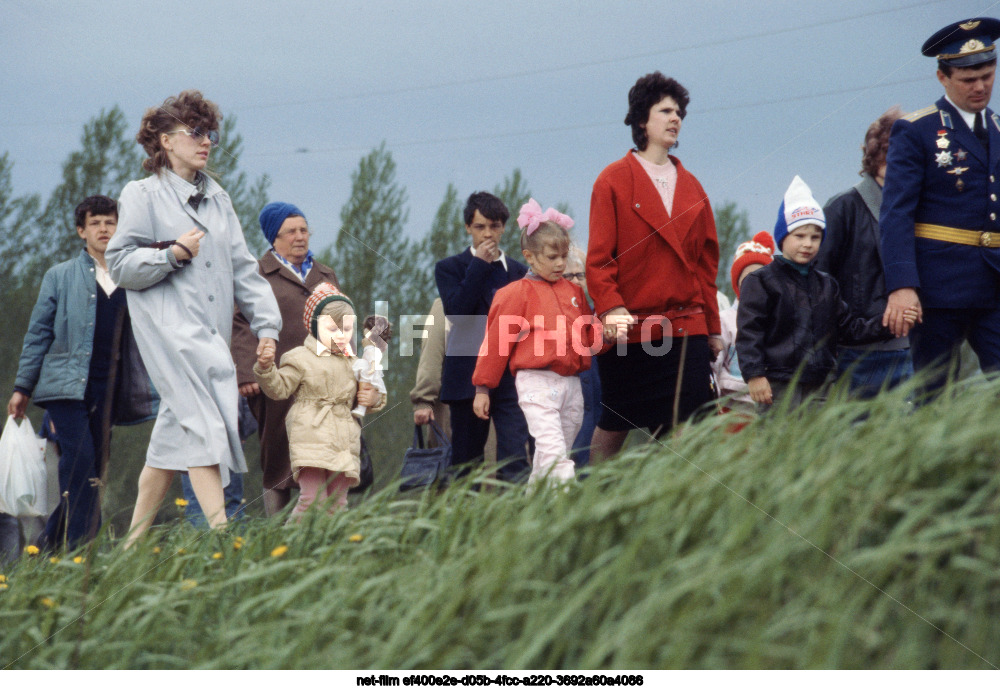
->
[516, 198, 575, 235]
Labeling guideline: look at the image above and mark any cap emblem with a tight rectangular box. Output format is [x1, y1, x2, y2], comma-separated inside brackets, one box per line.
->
[960, 20, 982, 31]
[961, 38, 987, 53]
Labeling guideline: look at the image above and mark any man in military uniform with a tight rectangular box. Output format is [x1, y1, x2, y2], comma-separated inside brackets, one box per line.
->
[881, 17, 1000, 393]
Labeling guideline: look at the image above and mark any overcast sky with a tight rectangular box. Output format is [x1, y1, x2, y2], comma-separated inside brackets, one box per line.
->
[2, 0, 995, 258]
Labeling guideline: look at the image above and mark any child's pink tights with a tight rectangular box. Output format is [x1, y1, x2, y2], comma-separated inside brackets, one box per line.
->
[290, 468, 352, 518]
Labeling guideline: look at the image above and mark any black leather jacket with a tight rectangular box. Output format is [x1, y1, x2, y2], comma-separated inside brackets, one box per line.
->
[736, 259, 889, 384]
[815, 175, 906, 347]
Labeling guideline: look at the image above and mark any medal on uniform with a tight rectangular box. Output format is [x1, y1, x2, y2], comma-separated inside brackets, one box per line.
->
[955, 148, 968, 161]
[947, 166, 969, 175]
[936, 150, 954, 167]
[957, 178, 966, 191]
[937, 135, 950, 149]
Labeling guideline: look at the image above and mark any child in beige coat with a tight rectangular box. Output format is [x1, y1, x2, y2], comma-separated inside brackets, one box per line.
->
[255, 283, 384, 519]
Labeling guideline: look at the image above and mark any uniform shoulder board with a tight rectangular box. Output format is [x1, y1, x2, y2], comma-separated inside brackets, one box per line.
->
[903, 105, 938, 122]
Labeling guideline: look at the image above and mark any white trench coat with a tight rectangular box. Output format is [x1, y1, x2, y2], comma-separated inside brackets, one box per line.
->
[106, 170, 281, 486]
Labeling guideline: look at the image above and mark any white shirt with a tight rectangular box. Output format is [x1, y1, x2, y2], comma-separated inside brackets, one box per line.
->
[945, 95, 980, 131]
[94, 261, 117, 297]
[470, 245, 508, 271]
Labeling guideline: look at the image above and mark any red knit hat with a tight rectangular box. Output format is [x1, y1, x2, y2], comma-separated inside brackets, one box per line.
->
[303, 283, 355, 338]
[730, 231, 776, 297]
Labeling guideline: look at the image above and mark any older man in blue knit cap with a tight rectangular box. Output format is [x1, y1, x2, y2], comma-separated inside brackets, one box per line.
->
[230, 202, 341, 515]
[881, 17, 1000, 396]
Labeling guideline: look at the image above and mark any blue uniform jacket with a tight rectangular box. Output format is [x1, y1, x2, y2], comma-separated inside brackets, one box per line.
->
[434, 248, 528, 402]
[880, 97, 1000, 308]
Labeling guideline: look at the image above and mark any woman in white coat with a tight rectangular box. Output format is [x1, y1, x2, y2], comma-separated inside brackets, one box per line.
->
[106, 91, 281, 546]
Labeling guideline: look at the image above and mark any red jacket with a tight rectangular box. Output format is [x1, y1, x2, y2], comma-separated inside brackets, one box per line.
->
[586, 151, 720, 342]
[471, 276, 598, 389]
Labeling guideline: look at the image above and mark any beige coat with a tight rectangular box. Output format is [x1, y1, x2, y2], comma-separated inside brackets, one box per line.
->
[254, 335, 384, 485]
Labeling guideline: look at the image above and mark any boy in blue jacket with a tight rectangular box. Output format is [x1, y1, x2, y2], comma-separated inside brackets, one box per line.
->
[7, 196, 155, 550]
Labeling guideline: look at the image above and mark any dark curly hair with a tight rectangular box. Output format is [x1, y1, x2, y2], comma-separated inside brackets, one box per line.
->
[74, 195, 117, 228]
[624, 72, 689, 151]
[136, 90, 221, 174]
[463, 191, 510, 226]
[860, 106, 903, 178]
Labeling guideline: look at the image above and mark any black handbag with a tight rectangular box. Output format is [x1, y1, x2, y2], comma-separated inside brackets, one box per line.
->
[399, 422, 451, 491]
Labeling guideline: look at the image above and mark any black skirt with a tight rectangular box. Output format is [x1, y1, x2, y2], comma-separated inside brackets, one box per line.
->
[596, 335, 714, 433]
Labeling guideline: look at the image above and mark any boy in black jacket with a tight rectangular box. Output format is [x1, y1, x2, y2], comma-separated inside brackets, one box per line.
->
[736, 176, 916, 409]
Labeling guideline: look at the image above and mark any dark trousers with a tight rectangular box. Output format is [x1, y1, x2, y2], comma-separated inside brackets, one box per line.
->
[43, 383, 108, 550]
[448, 384, 531, 483]
[911, 307, 1000, 396]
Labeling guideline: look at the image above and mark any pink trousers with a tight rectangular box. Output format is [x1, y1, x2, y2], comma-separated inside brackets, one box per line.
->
[289, 468, 352, 518]
[515, 369, 584, 484]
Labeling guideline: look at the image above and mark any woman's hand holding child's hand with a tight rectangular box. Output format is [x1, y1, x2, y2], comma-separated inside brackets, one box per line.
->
[473, 392, 490, 420]
[602, 307, 635, 343]
[748, 376, 772, 405]
[256, 337, 276, 369]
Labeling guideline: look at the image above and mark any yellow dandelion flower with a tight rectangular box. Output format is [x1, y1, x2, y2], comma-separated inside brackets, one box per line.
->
[348, 534, 364, 543]
[212, 552, 223, 560]
[49, 557, 60, 564]
[0, 583, 7, 591]
[176, 548, 186, 555]
[232, 537, 244, 550]
[270, 545, 288, 558]
[174, 498, 189, 507]
[152, 546, 162, 554]
[24, 545, 39, 556]
[73, 556, 85, 564]
[39, 597, 56, 608]
[0, 574, 6, 583]
[180, 579, 197, 590]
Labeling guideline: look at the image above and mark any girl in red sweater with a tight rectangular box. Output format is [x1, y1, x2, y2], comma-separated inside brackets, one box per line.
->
[472, 200, 599, 484]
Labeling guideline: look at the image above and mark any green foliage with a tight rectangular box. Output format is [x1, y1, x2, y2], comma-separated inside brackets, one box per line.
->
[493, 169, 533, 258]
[329, 142, 413, 320]
[209, 116, 271, 256]
[714, 200, 752, 301]
[3, 378, 1000, 669]
[33, 107, 143, 277]
[0, 154, 43, 390]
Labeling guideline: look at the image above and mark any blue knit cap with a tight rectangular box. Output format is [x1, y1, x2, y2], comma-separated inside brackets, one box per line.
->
[259, 202, 305, 246]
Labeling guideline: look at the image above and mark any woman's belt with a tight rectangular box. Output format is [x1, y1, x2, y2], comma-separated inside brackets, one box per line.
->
[629, 306, 705, 331]
[914, 223, 1000, 248]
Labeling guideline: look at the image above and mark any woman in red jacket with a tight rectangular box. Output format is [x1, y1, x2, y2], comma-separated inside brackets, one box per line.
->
[585, 72, 722, 462]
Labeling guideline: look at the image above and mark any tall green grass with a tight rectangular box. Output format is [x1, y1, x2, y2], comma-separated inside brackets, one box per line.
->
[2, 376, 999, 669]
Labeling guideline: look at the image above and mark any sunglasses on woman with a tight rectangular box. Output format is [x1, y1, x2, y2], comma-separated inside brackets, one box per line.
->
[167, 127, 220, 145]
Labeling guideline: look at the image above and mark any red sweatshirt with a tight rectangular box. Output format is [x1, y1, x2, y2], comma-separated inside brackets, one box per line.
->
[471, 276, 599, 389]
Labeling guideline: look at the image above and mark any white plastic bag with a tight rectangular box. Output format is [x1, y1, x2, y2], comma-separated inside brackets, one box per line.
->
[0, 416, 48, 517]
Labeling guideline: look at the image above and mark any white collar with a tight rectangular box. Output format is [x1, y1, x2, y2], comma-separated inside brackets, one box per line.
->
[470, 245, 507, 270]
[945, 95, 981, 131]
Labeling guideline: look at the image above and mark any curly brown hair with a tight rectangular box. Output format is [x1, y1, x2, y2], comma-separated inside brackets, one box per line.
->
[860, 106, 903, 178]
[136, 90, 221, 174]
[624, 72, 689, 151]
